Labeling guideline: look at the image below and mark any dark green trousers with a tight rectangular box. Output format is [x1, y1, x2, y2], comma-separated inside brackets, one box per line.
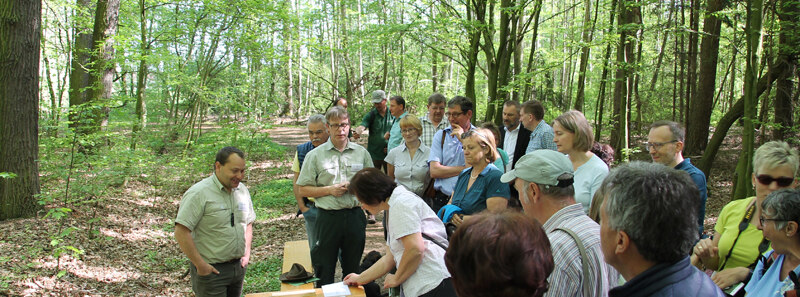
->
[311, 207, 367, 286]
[190, 259, 246, 297]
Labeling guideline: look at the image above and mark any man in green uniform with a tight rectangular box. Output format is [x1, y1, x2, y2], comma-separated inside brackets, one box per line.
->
[354, 90, 393, 173]
[175, 147, 255, 297]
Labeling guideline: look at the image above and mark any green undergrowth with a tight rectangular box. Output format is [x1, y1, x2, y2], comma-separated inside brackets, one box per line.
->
[242, 255, 283, 294]
[251, 179, 296, 220]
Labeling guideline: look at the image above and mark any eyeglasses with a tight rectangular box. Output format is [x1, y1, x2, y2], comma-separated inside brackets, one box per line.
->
[329, 122, 350, 129]
[643, 140, 678, 150]
[756, 175, 795, 187]
[445, 112, 464, 118]
[759, 217, 785, 226]
[401, 128, 418, 134]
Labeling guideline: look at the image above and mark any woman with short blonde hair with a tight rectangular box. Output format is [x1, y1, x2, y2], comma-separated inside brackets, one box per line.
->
[553, 110, 608, 213]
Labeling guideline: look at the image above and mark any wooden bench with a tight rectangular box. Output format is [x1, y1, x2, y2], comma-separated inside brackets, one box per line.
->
[245, 240, 366, 297]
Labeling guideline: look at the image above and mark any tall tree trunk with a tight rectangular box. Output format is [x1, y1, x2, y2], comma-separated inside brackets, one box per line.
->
[774, 0, 799, 142]
[68, 0, 94, 129]
[485, 0, 515, 124]
[522, 0, 544, 100]
[685, 0, 700, 125]
[610, 0, 640, 162]
[132, 0, 148, 150]
[0, 0, 42, 220]
[698, 62, 787, 176]
[574, 0, 594, 111]
[82, 0, 120, 135]
[594, 0, 617, 141]
[685, 0, 727, 156]
[732, 0, 765, 200]
[465, 0, 486, 103]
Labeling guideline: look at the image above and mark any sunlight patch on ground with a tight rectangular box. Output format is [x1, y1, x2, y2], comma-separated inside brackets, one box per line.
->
[100, 227, 169, 242]
[36, 255, 141, 284]
[264, 213, 297, 223]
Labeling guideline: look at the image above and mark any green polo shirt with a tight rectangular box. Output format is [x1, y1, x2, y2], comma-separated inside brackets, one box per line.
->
[175, 174, 256, 264]
[360, 108, 393, 161]
[295, 139, 374, 210]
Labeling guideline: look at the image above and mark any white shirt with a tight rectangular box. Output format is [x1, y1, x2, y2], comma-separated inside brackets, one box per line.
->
[503, 124, 520, 171]
[387, 186, 450, 297]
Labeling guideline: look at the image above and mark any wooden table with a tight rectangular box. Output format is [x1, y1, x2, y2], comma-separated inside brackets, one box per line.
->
[244, 240, 366, 297]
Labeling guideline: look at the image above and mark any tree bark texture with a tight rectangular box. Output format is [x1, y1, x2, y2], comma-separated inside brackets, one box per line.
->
[0, 0, 42, 219]
[685, 0, 728, 156]
[732, 0, 764, 200]
[67, 0, 94, 129]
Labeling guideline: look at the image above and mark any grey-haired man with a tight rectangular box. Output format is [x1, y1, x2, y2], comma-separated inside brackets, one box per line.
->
[500, 150, 618, 297]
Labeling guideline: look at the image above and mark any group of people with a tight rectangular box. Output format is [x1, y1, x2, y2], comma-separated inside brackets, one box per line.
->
[173, 90, 800, 297]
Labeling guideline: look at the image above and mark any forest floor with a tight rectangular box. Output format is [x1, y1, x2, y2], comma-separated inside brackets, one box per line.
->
[0, 120, 741, 296]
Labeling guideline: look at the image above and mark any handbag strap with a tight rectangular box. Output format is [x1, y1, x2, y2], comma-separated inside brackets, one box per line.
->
[555, 227, 592, 297]
[720, 200, 758, 270]
[421, 232, 449, 251]
[385, 208, 449, 251]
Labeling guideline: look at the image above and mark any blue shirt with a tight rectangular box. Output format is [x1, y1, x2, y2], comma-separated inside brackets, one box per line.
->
[745, 250, 800, 296]
[387, 111, 408, 152]
[428, 125, 476, 196]
[674, 158, 707, 234]
[449, 164, 510, 215]
[525, 120, 558, 153]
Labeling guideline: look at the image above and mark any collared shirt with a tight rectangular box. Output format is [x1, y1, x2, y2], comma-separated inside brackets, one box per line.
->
[503, 124, 521, 171]
[428, 125, 476, 196]
[386, 186, 450, 297]
[385, 142, 430, 196]
[420, 113, 449, 148]
[176, 174, 256, 264]
[450, 164, 509, 214]
[387, 111, 408, 152]
[360, 108, 394, 161]
[674, 158, 708, 234]
[295, 139, 374, 210]
[542, 204, 618, 297]
[525, 120, 558, 153]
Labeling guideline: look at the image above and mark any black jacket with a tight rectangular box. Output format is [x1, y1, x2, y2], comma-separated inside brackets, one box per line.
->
[498, 125, 532, 169]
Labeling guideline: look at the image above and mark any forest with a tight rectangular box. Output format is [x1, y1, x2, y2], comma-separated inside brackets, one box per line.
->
[0, 0, 798, 295]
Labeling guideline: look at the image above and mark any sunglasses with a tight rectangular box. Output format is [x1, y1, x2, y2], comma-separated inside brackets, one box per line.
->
[756, 175, 795, 187]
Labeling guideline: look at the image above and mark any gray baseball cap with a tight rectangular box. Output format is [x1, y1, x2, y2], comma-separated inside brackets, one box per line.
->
[371, 90, 386, 103]
[500, 150, 574, 186]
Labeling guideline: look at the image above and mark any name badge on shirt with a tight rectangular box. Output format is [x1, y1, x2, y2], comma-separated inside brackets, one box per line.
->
[351, 164, 364, 172]
[238, 202, 248, 212]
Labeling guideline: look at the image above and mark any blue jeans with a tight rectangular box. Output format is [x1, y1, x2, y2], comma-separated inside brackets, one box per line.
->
[302, 204, 318, 250]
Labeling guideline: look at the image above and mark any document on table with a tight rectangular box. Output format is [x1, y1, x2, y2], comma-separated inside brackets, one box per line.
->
[321, 282, 351, 296]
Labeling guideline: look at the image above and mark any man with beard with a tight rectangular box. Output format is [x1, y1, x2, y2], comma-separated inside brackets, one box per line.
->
[499, 100, 531, 171]
[175, 146, 255, 297]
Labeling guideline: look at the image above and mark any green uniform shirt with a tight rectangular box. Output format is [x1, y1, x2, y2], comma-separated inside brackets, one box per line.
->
[360, 108, 393, 161]
[175, 174, 255, 264]
[295, 139, 374, 210]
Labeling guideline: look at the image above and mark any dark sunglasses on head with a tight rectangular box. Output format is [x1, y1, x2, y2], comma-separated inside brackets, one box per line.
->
[756, 175, 795, 187]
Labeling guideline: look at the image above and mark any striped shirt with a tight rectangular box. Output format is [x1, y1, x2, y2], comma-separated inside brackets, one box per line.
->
[542, 204, 619, 297]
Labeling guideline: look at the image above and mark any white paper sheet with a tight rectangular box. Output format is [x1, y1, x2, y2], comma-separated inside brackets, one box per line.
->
[321, 282, 351, 297]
